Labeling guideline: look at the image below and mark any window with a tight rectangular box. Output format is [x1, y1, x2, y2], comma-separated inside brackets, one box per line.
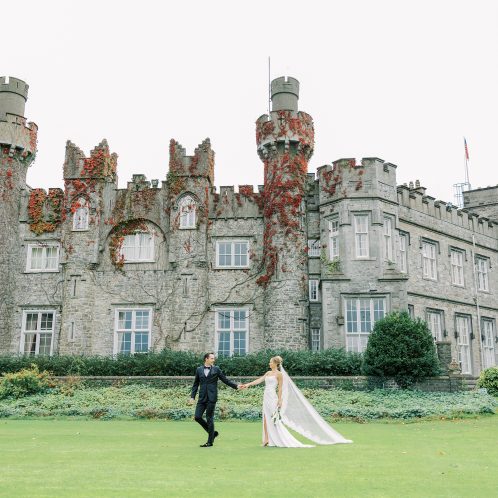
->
[354, 215, 369, 258]
[120, 232, 154, 262]
[422, 241, 437, 280]
[475, 257, 489, 291]
[399, 233, 408, 273]
[26, 243, 60, 272]
[345, 297, 386, 352]
[311, 328, 321, 352]
[216, 309, 248, 356]
[328, 219, 339, 259]
[456, 315, 472, 374]
[408, 304, 414, 318]
[482, 319, 496, 369]
[20, 311, 55, 355]
[451, 249, 464, 286]
[383, 217, 393, 260]
[72, 197, 89, 231]
[426, 310, 443, 342]
[216, 241, 249, 268]
[178, 195, 196, 229]
[114, 309, 152, 354]
[309, 279, 320, 302]
[307, 239, 321, 257]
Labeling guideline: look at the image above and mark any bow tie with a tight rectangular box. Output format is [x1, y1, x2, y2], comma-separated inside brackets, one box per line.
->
[204, 366, 212, 369]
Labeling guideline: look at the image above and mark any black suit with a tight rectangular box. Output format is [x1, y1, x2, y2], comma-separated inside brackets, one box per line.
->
[191, 365, 238, 444]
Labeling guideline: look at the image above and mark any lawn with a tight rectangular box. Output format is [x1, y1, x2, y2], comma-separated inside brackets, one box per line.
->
[0, 417, 497, 498]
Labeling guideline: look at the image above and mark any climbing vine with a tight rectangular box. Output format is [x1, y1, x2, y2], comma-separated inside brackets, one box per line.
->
[27, 188, 64, 235]
[108, 219, 149, 269]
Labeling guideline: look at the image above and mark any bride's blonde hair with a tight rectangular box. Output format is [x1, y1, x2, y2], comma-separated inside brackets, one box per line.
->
[271, 355, 283, 370]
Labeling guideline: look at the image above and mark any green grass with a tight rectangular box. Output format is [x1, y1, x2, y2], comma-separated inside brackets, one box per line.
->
[0, 418, 497, 497]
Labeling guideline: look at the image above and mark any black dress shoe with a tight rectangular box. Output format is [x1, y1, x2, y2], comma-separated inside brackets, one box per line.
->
[200, 442, 213, 447]
[214, 431, 219, 440]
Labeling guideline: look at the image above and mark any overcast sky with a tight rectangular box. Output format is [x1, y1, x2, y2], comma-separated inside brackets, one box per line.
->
[3, 0, 497, 204]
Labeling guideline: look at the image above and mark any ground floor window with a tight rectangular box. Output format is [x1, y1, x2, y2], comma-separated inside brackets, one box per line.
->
[311, 328, 321, 352]
[482, 318, 496, 369]
[114, 309, 152, 354]
[344, 297, 386, 353]
[20, 310, 55, 355]
[216, 309, 248, 356]
[426, 310, 444, 342]
[456, 315, 472, 374]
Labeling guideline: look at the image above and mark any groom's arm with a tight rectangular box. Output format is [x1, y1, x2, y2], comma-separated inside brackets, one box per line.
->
[190, 368, 200, 400]
[217, 367, 239, 390]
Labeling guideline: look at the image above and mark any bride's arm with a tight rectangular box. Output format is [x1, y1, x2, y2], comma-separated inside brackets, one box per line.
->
[243, 372, 267, 388]
[277, 371, 283, 407]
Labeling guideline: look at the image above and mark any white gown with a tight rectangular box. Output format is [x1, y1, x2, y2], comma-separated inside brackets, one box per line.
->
[262, 369, 352, 448]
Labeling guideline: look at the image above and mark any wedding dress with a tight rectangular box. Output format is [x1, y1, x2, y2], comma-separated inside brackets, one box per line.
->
[262, 367, 352, 447]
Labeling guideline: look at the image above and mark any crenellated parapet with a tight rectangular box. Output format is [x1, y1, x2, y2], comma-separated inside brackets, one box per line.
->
[168, 138, 215, 184]
[63, 139, 117, 181]
[209, 185, 263, 219]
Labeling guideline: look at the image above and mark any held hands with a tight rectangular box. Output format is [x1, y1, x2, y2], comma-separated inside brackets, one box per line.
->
[187, 398, 195, 405]
[238, 384, 248, 390]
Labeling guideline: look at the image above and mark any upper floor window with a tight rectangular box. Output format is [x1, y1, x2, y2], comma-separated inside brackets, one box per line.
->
[114, 309, 152, 354]
[72, 197, 89, 231]
[345, 297, 386, 352]
[422, 241, 437, 280]
[328, 219, 339, 259]
[307, 239, 321, 258]
[216, 240, 249, 268]
[450, 249, 465, 286]
[26, 243, 60, 272]
[399, 233, 408, 273]
[309, 279, 320, 302]
[354, 214, 369, 258]
[383, 217, 393, 261]
[216, 309, 248, 356]
[179, 195, 196, 229]
[475, 257, 489, 292]
[20, 310, 55, 355]
[120, 232, 154, 262]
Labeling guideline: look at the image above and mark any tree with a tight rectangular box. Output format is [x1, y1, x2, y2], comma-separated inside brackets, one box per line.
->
[362, 311, 441, 388]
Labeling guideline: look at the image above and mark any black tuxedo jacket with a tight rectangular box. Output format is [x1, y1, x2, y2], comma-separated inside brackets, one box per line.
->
[190, 365, 238, 403]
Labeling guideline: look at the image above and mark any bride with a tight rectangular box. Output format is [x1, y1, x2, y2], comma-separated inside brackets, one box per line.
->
[241, 356, 352, 447]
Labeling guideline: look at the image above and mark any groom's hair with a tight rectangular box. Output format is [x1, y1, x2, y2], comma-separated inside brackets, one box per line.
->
[203, 352, 214, 360]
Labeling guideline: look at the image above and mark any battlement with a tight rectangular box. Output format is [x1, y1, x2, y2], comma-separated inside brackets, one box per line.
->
[271, 76, 299, 112]
[169, 138, 215, 184]
[0, 77, 29, 121]
[0, 77, 29, 98]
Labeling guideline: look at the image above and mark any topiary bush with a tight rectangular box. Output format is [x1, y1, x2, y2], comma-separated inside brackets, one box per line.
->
[0, 364, 53, 399]
[362, 311, 441, 388]
[477, 366, 498, 396]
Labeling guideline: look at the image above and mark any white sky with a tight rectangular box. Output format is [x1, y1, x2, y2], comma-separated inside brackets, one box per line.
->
[3, 0, 497, 204]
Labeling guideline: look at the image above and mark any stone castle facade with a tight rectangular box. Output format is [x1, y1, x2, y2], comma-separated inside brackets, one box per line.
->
[0, 75, 497, 375]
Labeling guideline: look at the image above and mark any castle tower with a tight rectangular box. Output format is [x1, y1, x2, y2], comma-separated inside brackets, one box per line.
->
[256, 76, 314, 349]
[0, 77, 38, 350]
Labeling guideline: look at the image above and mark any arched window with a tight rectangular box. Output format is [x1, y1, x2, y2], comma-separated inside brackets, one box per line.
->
[72, 197, 89, 231]
[179, 195, 196, 229]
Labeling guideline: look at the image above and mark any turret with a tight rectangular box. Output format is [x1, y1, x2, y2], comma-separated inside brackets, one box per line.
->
[256, 76, 314, 350]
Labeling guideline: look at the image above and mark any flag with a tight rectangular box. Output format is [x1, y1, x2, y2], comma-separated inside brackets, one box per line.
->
[464, 137, 470, 161]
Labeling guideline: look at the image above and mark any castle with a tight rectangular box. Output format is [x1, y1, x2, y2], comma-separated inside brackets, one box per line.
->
[0, 76, 496, 375]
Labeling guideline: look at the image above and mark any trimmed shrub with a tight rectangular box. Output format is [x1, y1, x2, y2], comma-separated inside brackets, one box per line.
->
[0, 364, 53, 399]
[477, 367, 498, 396]
[363, 311, 441, 388]
[0, 348, 362, 377]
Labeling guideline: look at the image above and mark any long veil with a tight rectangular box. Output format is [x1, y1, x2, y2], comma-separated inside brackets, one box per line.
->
[280, 366, 352, 445]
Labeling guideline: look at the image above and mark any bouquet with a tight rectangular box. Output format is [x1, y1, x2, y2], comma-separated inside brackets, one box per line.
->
[271, 407, 282, 426]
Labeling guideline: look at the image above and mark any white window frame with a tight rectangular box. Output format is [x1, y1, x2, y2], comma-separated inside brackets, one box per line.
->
[450, 249, 465, 287]
[113, 308, 153, 355]
[72, 197, 89, 231]
[426, 309, 444, 342]
[20, 310, 56, 356]
[119, 232, 155, 263]
[215, 308, 249, 356]
[215, 240, 250, 269]
[456, 314, 472, 375]
[26, 243, 60, 273]
[178, 195, 197, 229]
[307, 239, 321, 258]
[344, 296, 386, 353]
[482, 318, 496, 369]
[383, 216, 393, 261]
[354, 214, 369, 258]
[311, 327, 321, 352]
[422, 241, 437, 280]
[475, 257, 489, 292]
[309, 279, 320, 302]
[399, 233, 408, 273]
[328, 218, 339, 259]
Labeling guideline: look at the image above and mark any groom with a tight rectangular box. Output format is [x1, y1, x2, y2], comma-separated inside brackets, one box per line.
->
[188, 352, 242, 447]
